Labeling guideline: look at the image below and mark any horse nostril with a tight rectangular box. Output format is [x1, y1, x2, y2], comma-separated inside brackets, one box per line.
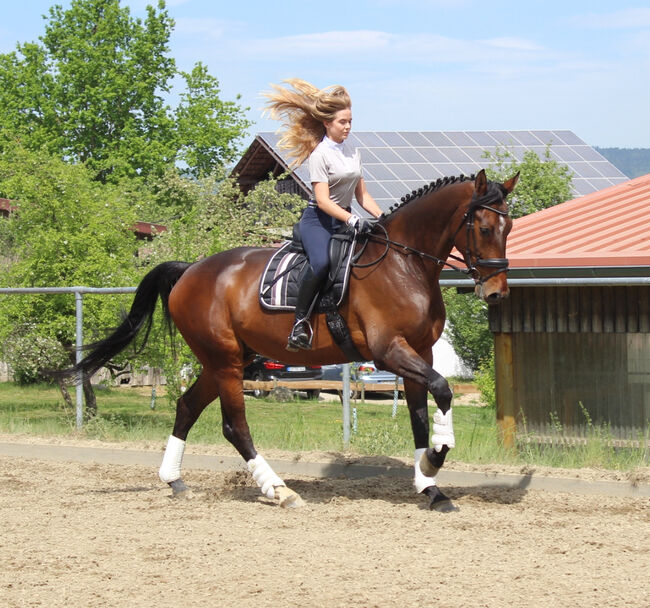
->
[485, 292, 502, 304]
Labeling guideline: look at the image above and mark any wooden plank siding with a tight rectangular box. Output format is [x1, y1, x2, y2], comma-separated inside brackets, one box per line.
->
[490, 286, 650, 439]
[489, 286, 650, 334]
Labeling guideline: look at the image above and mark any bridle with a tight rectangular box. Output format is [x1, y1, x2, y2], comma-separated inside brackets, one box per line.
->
[352, 194, 510, 286]
[448, 202, 510, 284]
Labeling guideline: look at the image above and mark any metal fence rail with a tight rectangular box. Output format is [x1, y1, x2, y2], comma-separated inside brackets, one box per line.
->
[0, 287, 136, 428]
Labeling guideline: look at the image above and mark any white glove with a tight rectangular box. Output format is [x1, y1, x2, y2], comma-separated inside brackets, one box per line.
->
[346, 214, 361, 229]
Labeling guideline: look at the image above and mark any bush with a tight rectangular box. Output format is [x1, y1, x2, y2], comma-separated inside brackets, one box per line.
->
[443, 289, 492, 371]
[2, 325, 70, 384]
[474, 356, 496, 409]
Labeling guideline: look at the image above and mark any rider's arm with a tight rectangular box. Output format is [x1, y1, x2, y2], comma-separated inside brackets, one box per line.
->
[354, 178, 383, 219]
[313, 182, 356, 223]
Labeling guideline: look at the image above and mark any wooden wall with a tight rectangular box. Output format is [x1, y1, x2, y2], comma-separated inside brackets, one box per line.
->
[490, 286, 650, 441]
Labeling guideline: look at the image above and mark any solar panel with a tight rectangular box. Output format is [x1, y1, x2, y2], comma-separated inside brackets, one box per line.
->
[256, 130, 628, 213]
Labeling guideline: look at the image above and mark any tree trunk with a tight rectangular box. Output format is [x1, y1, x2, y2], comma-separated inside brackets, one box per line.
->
[83, 378, 97, 419]
[57, 380, 74, 414]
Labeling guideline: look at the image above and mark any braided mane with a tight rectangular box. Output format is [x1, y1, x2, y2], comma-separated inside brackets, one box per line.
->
[381, 174, 475, 218]
[379, 172, 508, 220]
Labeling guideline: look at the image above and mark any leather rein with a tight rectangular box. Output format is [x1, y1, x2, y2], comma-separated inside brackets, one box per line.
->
[352, 200, 510, 285]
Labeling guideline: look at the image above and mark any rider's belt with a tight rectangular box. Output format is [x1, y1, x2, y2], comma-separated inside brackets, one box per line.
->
[307, 200, 350, 212]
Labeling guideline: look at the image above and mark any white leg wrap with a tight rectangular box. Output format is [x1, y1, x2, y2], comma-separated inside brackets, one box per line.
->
[247, 455, 285, 499]
[414, 447, 437, 493]
[431, 408, 455, 453]
[159, 435, 186, 483]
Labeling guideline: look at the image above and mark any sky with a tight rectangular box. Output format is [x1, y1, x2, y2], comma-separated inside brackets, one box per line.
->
[1, 0, 649, 148]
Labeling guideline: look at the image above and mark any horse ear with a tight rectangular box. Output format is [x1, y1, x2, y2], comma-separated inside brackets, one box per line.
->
[474, 169, 488, 196]
[502, 171, 520, 194]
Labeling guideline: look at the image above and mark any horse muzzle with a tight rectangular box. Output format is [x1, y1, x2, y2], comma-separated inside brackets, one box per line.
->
[473, 257, 510, 303]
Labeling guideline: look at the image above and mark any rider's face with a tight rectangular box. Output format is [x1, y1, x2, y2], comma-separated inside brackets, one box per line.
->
[324, 108, 352, 143]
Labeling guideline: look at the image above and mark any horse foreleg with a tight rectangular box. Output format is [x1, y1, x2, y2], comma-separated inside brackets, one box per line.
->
[404, 379, 455, 511]
[219, 372, 305, 508]
[159, 373, 218, 496]
[380, 338, 457, 511]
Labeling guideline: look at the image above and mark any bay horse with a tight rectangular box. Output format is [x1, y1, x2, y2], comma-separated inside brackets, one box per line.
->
[62, 169, 518, 511]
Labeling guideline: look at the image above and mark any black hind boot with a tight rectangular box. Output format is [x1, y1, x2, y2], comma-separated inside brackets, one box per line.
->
[286, 266, 323, 351]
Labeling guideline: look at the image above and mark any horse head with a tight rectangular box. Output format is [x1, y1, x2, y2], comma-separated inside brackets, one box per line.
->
[453, 169, 519, 304]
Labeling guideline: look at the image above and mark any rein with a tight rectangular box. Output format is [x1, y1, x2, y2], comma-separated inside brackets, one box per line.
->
[353, 200, 510, 285]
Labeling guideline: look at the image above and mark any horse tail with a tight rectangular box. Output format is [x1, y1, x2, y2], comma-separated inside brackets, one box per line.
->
[58, 261, 193, 383]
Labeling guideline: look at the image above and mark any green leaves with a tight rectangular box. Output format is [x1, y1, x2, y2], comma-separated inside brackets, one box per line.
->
[483, 145, 573, 219]
[174, 63, 252, 179]
[0, 0, 249, 183]
[0, 142, 139, 350]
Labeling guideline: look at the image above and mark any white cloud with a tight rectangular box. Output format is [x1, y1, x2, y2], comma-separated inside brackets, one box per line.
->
[573, 8, 650, 29]
[240, 29, 548, 68]
[173, 17, 236, 40]
[481, 37, 544, 52]
[244, 30, 394, 55]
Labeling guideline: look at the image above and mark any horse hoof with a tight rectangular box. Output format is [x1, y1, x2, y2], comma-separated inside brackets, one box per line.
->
[430, 497, 458, 513]
[424, 486, 458, 513]
[276, 486, 305, 508]
[169, 479, 192, 499]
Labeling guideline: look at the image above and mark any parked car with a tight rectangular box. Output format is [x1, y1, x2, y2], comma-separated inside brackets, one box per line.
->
[243, 356, 322, 399]
[321, 361, 403, 398]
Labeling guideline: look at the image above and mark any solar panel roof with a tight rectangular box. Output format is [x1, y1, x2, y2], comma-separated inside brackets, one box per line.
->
[256, 130, 628, 215]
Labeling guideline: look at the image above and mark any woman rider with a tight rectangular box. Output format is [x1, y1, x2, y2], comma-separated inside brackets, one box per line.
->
[263, 79, 383, 351]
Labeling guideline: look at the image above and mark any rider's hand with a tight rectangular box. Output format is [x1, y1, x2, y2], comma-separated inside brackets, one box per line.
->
[346, 215, 374, 234]
[358, 219, 374, 234]
[346, 214, 360, 229]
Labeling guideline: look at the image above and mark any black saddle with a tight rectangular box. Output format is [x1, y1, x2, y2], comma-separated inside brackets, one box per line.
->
[259, 223, 357, 312]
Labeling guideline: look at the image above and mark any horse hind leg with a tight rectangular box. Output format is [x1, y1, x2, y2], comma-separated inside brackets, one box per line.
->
[218, 369, 305, 508]
[158, 372, 219, 497]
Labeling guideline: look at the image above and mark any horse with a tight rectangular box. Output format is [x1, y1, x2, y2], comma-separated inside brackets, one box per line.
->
[61, 168, 519, 511]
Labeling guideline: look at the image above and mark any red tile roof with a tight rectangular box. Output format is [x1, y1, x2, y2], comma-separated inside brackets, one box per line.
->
[506, 173, 650, 268]
[1, 198, 167, 239]
[0, 198, 18, 215]
[134, 221, 167, 240]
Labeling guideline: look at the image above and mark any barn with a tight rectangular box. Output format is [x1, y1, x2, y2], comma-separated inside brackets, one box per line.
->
[485, 173, 650, 445]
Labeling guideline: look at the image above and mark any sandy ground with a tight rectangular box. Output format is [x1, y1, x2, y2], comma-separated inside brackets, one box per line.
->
[1, 436, 649, 608]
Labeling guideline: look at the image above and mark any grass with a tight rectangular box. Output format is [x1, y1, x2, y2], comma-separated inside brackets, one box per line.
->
[0, 382, 647, 472]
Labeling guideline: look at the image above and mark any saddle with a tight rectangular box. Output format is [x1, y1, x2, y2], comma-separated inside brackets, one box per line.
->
[259, 223, 364, 361]
[259, 223, 357, 312]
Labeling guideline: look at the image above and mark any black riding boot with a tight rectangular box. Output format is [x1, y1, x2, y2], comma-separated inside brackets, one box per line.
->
[286, 265, 323, 351]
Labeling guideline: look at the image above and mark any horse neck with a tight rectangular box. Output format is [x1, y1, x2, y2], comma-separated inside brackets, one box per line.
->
[383, 181, 472, 262]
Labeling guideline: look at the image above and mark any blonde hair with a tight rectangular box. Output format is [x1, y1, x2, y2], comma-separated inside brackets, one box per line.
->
[262, 78, 351, 166]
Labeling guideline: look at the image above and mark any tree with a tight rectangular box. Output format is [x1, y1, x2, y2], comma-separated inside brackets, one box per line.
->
[0, 140, 141, 416]
[0, 0, 250, 183]
[482, 146, 573, 219]
[444, 146, 574, 372]
[175, 63, 251, 179]
[132, 169, 304, 405]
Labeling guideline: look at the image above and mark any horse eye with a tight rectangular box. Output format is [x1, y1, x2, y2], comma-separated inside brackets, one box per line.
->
[480, 226, 491, 236]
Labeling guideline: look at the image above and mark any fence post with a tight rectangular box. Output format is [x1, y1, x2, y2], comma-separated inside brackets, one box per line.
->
[342, 363, 351, 448]
[75, 290, 84, 429]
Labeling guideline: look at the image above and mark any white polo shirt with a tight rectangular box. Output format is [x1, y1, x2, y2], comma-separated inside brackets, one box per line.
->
[308, 136, 362, 211]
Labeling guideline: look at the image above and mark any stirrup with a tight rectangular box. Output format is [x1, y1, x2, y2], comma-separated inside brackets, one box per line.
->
[286, 318, 313, 351]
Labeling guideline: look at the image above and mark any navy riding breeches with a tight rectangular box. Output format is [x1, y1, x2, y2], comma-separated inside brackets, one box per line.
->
[299, 205, 343, 280]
